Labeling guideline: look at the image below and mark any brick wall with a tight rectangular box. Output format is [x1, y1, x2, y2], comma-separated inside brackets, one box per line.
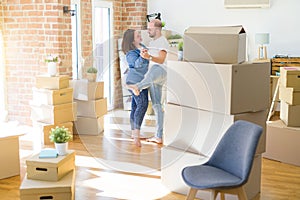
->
[1, 0, 72, 125]
[1, 0, 147, 125]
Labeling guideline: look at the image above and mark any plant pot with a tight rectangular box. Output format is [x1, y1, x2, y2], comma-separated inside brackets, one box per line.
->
[87, 73, 97, 82]
[178, 51, 183, 61]
[55, 142, 68, 156]
[47, 62, 57, 76]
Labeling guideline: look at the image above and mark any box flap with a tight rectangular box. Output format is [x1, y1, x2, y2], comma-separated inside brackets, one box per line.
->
[20, 170, 75, 194]
[185, 25, 245, 35]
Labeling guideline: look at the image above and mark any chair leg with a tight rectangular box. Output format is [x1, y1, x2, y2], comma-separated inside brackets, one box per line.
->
[237, 186, 248, 200]
[220, 192, 225, 200]
[210, 190, 219, 200]
[186, 188, 198, 200]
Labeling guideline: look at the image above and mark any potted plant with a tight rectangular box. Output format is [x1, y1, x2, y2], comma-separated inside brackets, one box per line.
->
[49, 126, 72, 156]
[45, 54, 60, 76]
[177, 41, 183, 61]
[86, 67, 98, 82]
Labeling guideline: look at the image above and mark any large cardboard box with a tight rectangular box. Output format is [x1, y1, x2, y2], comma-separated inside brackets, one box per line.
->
[263, 120, 300, 166]
[0, 135, 20, 179]
[279, 86, 300, 105]
[20, 170, 75, 200]
[26, 150, 75, 181]
[280, 101, 300, 127]
[280, 67, 300, 89]
[75, 98, 107, 118]
[33, 122, 73, 145]
[31, 102, 77, 124]
[32, 87, 73, 106]
[184, 26, 246, 64]
[161, 146, 262, 200]
[74, 116, 104, 135]
[71, 79, 104, 101]
[164, 103, 267, 156]
[167, 61, 270, 115]
[36, 75, 70, 90]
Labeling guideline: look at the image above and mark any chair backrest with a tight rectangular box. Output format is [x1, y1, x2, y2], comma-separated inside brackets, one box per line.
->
[207, 120, 263, 184]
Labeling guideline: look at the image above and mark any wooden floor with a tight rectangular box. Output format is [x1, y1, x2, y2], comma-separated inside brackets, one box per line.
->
[1, 109, 300, 200]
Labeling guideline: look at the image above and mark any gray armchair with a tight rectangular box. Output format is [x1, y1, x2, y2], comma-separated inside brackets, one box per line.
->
[181, 120, 263, 200]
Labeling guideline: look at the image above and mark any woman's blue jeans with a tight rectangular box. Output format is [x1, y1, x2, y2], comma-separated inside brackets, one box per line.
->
[130, 89, 149, 130]
[136, 64, 167, 139]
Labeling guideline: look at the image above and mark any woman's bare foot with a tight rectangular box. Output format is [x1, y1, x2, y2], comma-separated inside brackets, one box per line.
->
[133, 137, 141, 147]
[126, 84, 140, 96]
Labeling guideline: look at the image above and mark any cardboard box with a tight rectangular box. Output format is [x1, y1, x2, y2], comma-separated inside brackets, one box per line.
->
[31, 102, 77, 124]
[74, 116, 104, 135]
[161, 146, 261, 200]
[26, 150, 75, 181]
[280, 67, 300, 89]
[167, 61, 270, 115]
[75, 98, 107, 118]
[263, 120, 300, 166]
[164, 103, 267, 156]
[36, 75, 70, 90]
[0, 135, 20, 179]
[71, 79, 104, 101]
[280, 101, 300, 127]
[32, 87, 73, 106]
[20, 170, 75, 200]
[33, 122, 73, 145]
[279, 86, 300, 105]
[184, 25, 246, 64]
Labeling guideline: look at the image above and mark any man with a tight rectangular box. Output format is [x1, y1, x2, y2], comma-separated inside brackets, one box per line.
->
[127, 19, 169, 144]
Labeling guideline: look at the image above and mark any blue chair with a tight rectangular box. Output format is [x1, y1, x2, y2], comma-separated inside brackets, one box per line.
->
[181, 120, 263, 200]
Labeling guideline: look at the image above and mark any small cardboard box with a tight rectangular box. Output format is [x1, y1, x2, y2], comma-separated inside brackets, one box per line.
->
[164, 103, 267, 156]
[263, 120, 300, 166]
[36, 75, 70, 90]
[71, 79, 104, 101]
[74, 116, 104, 135]
[184, 25, 246, 64]
[0, 135, 21, 179]
[33, 122, 73, 145]
[167, 61, 270, 115]
[280, 67, 300, 90]
[280, 101, 300, 127]
[20, 170, 75, 200]
[26, 150, 75, 181]
[31, 102, 77, 124]
[161, 146, 262, 200]
[32, 87, 73, 106]
[75, 98, 107, 118]
[279, 86, 300, 105]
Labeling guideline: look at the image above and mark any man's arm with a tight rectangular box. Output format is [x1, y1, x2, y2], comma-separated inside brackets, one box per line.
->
[140, 49, 167, 64]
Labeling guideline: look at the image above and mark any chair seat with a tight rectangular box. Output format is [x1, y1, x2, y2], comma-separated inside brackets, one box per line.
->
[182, 165, 243, 189]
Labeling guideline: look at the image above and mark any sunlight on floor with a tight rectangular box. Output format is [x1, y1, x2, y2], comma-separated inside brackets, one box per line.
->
[81, 169, 170, 200]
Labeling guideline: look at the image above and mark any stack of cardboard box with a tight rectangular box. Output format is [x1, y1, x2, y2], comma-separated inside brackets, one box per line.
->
[31, 75, 77, 146]
[71, 79, 107, 135]
[264, 67, 300, 166]
[162, 26, 270, 199]
[20, 150, 76, 200]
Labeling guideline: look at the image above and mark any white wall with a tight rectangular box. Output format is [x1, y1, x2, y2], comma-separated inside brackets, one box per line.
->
[148, 0, 300, 61]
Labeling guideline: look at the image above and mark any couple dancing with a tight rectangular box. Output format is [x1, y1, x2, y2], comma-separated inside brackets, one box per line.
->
[121, 19, 169, 147]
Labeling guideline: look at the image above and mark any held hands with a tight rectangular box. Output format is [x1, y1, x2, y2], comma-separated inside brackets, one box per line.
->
[140, 48, 151, 60]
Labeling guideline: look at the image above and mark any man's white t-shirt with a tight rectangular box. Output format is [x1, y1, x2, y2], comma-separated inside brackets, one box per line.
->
[148, 35, 169, 67]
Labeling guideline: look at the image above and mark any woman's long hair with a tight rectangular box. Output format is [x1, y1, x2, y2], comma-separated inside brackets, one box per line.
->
[122, 29, 136, 54]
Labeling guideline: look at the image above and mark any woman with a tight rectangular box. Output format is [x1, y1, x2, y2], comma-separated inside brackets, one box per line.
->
[122, 29, 149, 147]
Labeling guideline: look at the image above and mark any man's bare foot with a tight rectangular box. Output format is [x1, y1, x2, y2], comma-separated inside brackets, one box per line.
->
[133, 137, 141, 147]
[126, 84, 140, 96]
[146, 137, 162, 144]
